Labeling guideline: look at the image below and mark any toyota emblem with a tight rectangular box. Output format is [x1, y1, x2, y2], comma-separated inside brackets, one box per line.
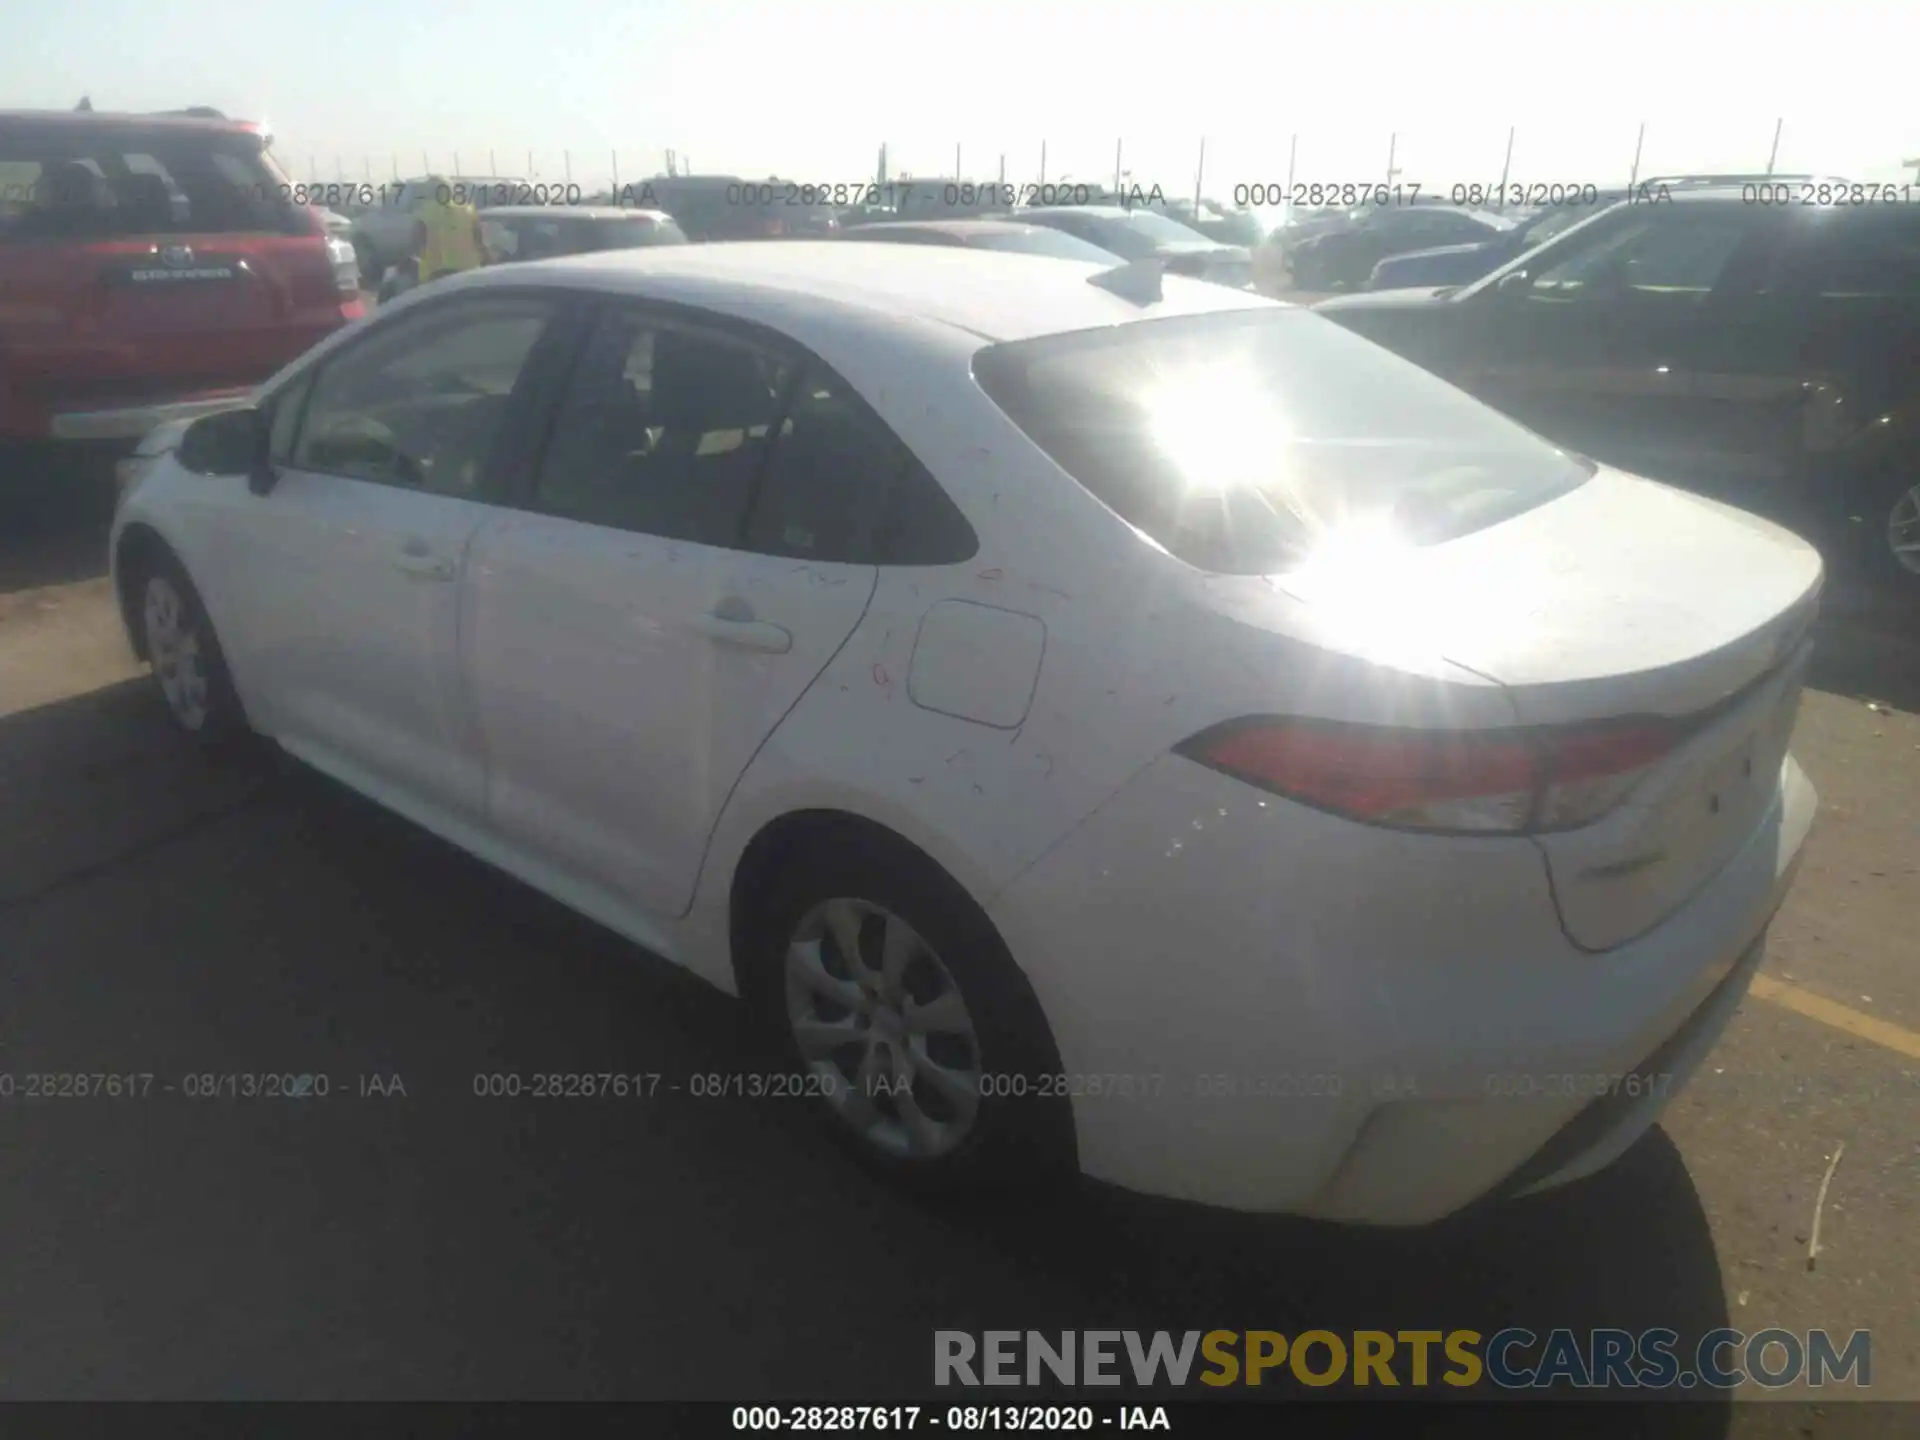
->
[160, 244, 195, 268]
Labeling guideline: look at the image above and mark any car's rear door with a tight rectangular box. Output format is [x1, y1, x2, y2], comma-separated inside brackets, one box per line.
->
[0, 120, 350, 435]
[462, 303, 895, 919]
[221, 290, 568, 820]
[1749, 207, 1920, 533]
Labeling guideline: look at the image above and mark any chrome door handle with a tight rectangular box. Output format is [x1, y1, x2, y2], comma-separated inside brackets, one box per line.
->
[688, 611, 793, 653]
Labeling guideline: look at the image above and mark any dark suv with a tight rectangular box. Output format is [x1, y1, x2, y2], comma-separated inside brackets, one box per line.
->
[1314, 187, 1920, 593]
[0, 108, 362, 451]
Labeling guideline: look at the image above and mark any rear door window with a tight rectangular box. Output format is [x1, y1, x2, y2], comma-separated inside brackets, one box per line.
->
[1791, 210, 1920, 297]
[743, 365, 977, 565]
[0, 126, 303, 243]
[528, 308, 794, 546]
[974, 308, 1590, 575]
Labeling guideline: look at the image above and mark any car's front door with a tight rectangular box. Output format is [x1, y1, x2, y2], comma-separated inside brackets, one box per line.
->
[463, 304, 906, 919]
[223, 291, 564, 819]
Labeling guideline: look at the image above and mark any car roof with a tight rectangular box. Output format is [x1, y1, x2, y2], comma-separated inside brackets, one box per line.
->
[854, 219, 1060, 238]
[1659, 185, 1772, 204]
[1024, 205, 1150, 221]
[647, 174, 748, 188]
[1582, 184, 1851, 211]
[481, 205, 675, 221]
[447, 239, 1276, 345]
[0, 109, 262, 136]
[1371, 203, 1506, 223]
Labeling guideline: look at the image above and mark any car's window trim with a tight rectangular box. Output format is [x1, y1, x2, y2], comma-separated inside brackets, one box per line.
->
[267, 367, 318, 467]
[278, 286, 569, 503]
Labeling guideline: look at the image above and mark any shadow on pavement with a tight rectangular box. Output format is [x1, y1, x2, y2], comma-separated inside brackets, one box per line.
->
[945, 1137, 1732, 1429]
[1811, 615, 1920, 715]
[0, 444, 118, 592]
[0, 678, 1733, 1415]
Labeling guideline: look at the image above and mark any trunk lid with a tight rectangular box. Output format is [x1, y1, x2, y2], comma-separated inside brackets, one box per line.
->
[1277, 467, 1821, 949]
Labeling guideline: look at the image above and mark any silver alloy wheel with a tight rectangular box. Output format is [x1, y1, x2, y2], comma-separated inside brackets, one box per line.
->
[1889, 480, 1920, 577]
[784, 896, 983, 1160]
[143, 574, 211, 731]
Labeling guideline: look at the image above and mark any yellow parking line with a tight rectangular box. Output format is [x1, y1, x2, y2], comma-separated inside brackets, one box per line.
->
[1750, 975, 1920, 1061]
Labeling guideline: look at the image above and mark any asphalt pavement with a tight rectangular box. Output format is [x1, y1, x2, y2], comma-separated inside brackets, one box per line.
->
[1, 467, 1916, 1423]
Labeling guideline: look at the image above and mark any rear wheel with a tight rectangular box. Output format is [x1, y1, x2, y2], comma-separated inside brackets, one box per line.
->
[1875, 470, 1920, 592]
[744, 828, 1075, 1193]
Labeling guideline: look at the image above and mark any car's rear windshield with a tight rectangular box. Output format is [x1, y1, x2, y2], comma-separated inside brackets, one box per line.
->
[0, 125, 305, 244]
[973, 308, 1590, 575]
[1109, 209, 1217, 246]
[970, 228, 1119, 263]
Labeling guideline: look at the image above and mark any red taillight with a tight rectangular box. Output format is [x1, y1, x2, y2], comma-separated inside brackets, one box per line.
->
[757, 215, 785, 237]
[1176, 718, 1681, 834]
[1532, 720, 1680, 830]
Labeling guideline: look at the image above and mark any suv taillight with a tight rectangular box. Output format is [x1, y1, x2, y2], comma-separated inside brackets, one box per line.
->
[1174, 718, 1681, 834]
[324, 234, 360, 295]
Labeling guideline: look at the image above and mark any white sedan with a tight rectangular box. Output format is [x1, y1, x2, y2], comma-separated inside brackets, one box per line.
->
[110, 242, 1821, 1223]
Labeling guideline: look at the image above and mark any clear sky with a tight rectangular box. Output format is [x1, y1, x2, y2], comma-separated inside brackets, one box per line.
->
[8, 0, 1918, 200]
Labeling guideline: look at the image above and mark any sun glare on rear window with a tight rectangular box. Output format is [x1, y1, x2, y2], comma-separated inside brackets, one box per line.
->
[972, 309, 1591, 575]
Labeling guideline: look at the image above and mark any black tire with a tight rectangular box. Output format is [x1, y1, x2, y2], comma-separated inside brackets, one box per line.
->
[1860, 466, 1920, 595]
[127, 549, 251, 749]
[741, 824, 1076, 1195]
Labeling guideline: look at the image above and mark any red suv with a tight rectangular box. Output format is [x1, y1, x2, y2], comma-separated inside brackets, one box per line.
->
[0, 108, 363, 449]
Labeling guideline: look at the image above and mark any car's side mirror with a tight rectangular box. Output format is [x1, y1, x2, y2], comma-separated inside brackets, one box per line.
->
[176, 405, 273, 491]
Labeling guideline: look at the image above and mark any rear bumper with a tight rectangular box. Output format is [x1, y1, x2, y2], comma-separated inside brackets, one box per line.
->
[987, 749, 1816, 1224]
[48, 391, 256, 442]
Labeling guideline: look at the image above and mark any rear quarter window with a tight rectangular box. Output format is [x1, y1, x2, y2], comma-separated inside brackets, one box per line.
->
[0, 125, 302, 243]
